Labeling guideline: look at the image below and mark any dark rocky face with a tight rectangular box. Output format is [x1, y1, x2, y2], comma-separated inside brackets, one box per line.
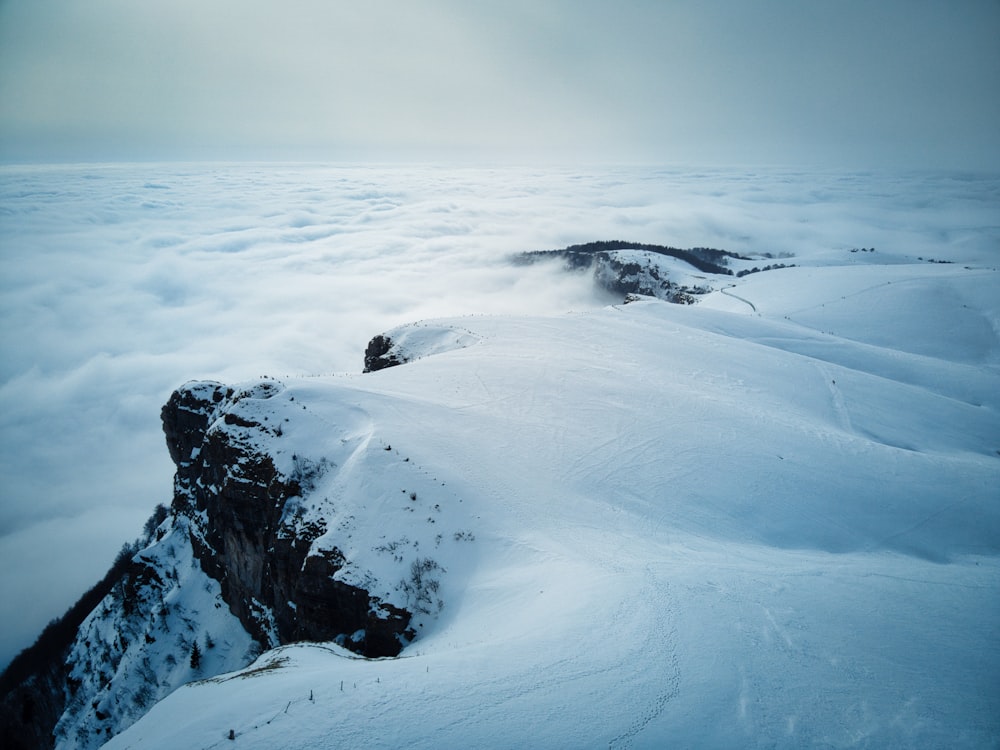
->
[363, 334, 405, 373]
[162, 382, 414, 657]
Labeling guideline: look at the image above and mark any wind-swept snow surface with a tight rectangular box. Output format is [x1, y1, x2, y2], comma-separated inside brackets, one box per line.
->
[106, 261, 999, 749]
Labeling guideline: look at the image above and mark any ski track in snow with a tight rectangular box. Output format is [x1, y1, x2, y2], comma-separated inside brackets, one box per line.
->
[720, 285, 757, 312]
[606, 567, 681, 749]
[816, 362, 854, 434]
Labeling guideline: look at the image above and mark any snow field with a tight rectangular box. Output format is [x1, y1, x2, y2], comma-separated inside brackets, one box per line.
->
[106, 259, 999, 748]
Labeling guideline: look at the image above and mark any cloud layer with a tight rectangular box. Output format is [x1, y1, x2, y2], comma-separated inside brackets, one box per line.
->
[1, 163, 999, 669]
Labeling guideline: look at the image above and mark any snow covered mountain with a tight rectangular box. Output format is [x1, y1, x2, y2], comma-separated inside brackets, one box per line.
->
[514, 240, 758, 303]
[3, 251, 999, 748]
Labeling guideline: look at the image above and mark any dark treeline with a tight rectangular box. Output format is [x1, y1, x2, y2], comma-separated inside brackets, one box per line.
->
[514, 240, 749, 276]
[0, 549, 134, 749]
[0, 504, 169, 749]
[0, 545, 136, 698]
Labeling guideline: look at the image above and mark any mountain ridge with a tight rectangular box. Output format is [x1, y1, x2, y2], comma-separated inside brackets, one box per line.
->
[513, 240, 795, 304]
[3, 258, 998, 748]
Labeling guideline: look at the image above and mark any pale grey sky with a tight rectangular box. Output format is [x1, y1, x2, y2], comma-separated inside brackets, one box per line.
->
[1, 0, 998, 169]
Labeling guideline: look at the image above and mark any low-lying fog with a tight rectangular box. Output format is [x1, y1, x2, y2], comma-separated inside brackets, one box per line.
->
[1, 162, 997, 669]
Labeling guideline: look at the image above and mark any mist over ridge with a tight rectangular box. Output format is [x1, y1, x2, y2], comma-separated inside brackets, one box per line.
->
[1, 163, 998, 674]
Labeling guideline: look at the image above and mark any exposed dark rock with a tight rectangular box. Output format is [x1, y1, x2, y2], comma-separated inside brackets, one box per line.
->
[4, 376, 419, 748]
[6, 350, 444, 750]
[163, 382, 414, 658]
[363, 334, 405, 373]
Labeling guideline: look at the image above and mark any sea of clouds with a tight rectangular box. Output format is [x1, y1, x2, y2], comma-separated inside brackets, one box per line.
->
[1, 162, 997, 669]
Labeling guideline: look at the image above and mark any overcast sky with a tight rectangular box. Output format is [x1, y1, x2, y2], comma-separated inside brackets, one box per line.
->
[1, 0, 998, 169]
[1, 0, 1000, 674]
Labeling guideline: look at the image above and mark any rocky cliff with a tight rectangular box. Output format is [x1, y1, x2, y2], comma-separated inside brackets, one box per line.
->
[363, 334, 404, 372]
[2, 377, 428, 749]
[160, 380, 414, 658]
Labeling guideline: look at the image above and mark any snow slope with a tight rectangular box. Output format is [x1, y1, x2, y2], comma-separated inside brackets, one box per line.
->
[3, 164, 997, 675]
[106, 260, 999, 749]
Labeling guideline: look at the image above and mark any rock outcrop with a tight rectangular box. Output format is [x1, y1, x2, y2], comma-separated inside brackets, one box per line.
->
[363, 334, 405, 372]
[2, 378, 419, 749]
[362, 322, 481, 374]
[161, 380, 414, 657]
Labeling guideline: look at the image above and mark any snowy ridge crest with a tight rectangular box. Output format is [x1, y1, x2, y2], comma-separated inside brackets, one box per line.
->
[98, 262, 998, 749]
[160, 379, 423, 659]
[363, 321, 481, 372]
[3, 254, 999, 749]
[44, 373, 485, 747]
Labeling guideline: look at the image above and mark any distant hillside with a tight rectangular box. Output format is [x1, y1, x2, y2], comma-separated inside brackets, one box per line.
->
[513, 240, 749, 275]
[511, 240, 779, 303]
